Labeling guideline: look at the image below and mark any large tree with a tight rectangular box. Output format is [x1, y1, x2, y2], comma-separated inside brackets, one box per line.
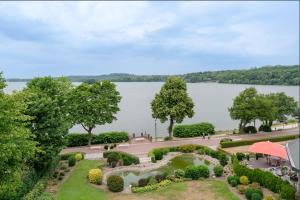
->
[68, 81, 121, 146]
[151, 76, 194, 138]
[228, 87, 258, 133]
[22, 77, 72, 172]
[0, 74, 36, 199]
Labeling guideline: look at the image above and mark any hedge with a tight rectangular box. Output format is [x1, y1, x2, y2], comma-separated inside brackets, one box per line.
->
[131, 180, 172, 193]
[60, 152, 85, 160]
[232, 155, 296, 200]
[173, 122, 215, 138]
[107, 175, 124, 192]
[103, 151, 140, 166]
[65, 131, 129, 147]
[221, 134, 300, 148]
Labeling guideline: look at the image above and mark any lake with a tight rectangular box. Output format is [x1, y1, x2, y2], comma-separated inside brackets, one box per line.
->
[4, 82, 299, 137]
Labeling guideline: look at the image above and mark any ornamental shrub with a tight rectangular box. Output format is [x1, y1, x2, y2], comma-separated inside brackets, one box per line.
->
[259, 125, 272, 132]
[173, 122, 215, 138]
[104, 151, 139, 166]
[88, 169, 102, 184]
[220, 138, 233, 143]
[263, 195, 273, 200]
[60, 152, 84, 160]
[185, 165, 209, 180]
[251, 192, 263, 200]
[178, 144, 196, 153]
[107, 152, 121, 167]
[151, 157, 156, 163]
[148, 176, 157, 185]
[245, 187, 263, 200]
[174, 169, 185, 178]
[131, 180, 172, 193]
[213, 165, 224, 177]
[107, 175, 124, 192]
[68, 156, 76, 167]
[153, 149, 164, 160]
[236, 152, 246, 161]
[240, 176, 249, 185]
[75, 153, 83, 161]
[237, 185, 248, 194]
[244, 126, 257, 134]
[155, 173, 167, 183]
[138, 178, 149, 187]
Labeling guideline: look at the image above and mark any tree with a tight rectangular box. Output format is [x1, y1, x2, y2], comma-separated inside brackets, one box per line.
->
[22, 77, 72, 172]
[0, 75, 36, 199]
[292, 107, 300, 127]
[68, 81, 121, 146]
[228, 87, 258, 133]
[151, 76, 194, 138]
[254, 94, 276, 127]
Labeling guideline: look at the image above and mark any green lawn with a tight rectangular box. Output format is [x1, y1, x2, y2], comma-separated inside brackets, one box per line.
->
[56, 160, 107, 200]
[208, 179, 240, 200]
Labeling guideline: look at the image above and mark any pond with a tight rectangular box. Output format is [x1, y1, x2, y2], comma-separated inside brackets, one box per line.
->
[114, 154, 213, 187]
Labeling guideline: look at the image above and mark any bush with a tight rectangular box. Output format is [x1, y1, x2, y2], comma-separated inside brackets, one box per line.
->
[251, 192, 263, 200]
[259, 125, 272, 132]
[236, 152, 246, 161]
[131, 180, 172, 193]
[138, 178, 149, 187]
[65, 132, 129, 147]
[88, 169, 102, 184]
[104, 145, 109, 150]
[245, 188, 263, 200]
[237, 185, 248, 194]
[263, 195, 273, 200]
[68, 156, 76, 167]
[107, 175, 124, 192]
[148, 176, 157, 185]
[244, 126, 257, 134]
[107, 152, 121, 167]
[249, 182, 260, 189]
[220, 138, 233, 143]
[164, 136, 172, 141]
[280, 183, 296, 200]
[155, 173, 167, 183]
[153, 149, 164, 160]
[178, 144, 196, 153]
[174, 169, 185, 178]
[227, 175, 240, 187]
[151, 157, 156, 163]
[221, 134, 300, 148]
[104, 151, 139, 166]
[213, 165, 224, 177]
[185, 165, 209, 180]
[240, 176, 249, 185]
[75, 153, 83, 161]
[60, 152, 84, 160]
[230, 179, 238, 187]
[173, 122, 215, 138]
[60, 163, 68, 170]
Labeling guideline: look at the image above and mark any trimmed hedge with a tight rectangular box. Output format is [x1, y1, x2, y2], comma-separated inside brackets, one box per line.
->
[232, 155, 296, 200]
[132, 180, 172, 193]
[65, 131, 129, 147]
[60, 152, 85, 160]
[107, 175, 124, 192]
[103, 151, 140, 166]
[221, 134, 300, 148]
[173, 122, 215, 138]
[184, 165, 209, 179]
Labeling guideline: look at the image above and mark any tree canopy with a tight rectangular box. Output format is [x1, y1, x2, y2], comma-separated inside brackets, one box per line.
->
[151, 76, 194, 138]
[68, 80, 121, 146]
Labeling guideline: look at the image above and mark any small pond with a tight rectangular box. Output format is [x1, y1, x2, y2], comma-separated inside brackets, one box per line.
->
[114, 154, 213, 187]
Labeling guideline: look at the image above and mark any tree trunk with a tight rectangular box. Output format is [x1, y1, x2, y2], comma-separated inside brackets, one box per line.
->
[88, 128, 93, 147]
[239, 122, 245, 134]
[168, 118, 174, 138]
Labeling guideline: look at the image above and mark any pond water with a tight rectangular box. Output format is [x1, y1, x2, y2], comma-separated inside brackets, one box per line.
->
[114, 154, 212, 187]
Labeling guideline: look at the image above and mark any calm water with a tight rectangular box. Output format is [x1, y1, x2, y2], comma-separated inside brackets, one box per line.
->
[4, 82, 299, 136]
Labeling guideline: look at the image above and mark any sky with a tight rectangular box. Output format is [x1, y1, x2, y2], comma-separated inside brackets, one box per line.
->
[0, 1, 299, 78]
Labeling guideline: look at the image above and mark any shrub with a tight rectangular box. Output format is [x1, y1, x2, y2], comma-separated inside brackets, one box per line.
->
[164, 136, 172, 141]
[245, 188, 263, 200]
[178, 144, 196, 153]
[88, 169, 102, 184]
[59, 172, 65, 176]
[227, 175, 240, 187]
[174, 169, 185, 178]
[220, 138, 232, 144]
[60, 152, 84, 160]
[104, 145, 109, 150]
[110, 145, 114, 149]
[185, 165, 209, 180]
[237, 185, 248, 194]
[75, 153, 83, 161]
[213, 165, 224, 177]
[104, 151, 139, 166]
[107, 175, 124, 192]
[148, 176, 157, 185]
[280, 183, 296, 200]
[131, 180, 172, 193]
[218, 154, 229, 166]
[107, 152, 121, 167]
[240, 176, 249, 185]
[249, 182, 260, 189]
[173, 122, 215, 138]
[251, 193, 263, 200]
[204, 160, 210, 165]
[60, 163, 68, 170]
[236, 152, 246, 161]
[68, 156, 76, 167]
[138, 178, 149, 187]
[65, 132, 129, 147]
[153, 149, 164, 160]
[151, 157, 156, 163]
[121, 153, 140, 166]
[155, 173, 167, 183]
[259, 125, 272, 132]
[263, 195, 273, 200]
[244, 126, 257, 134]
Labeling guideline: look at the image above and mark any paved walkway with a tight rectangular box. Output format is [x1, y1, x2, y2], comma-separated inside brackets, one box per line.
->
[60, 128, 299, 158]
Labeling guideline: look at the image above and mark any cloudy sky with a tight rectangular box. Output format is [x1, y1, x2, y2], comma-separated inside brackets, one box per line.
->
[0, 1, 298, 78]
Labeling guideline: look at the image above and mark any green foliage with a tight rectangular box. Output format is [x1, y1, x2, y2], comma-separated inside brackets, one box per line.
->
[60, 152, 84, 160]
[107, 175, 124, 192]
[213, 165, 224, 177]
[240, 176, 249, 185]
[68, 156, 76, 167]
[138, 178, 149, 187]
[103, 151, 139, 166]
[227, 175, 240, 187]
[65, 131, 129, 147]
[153, 149, 164, 160]
[243, 126, 257, 134]
[178, 144, 196, 153]
[245, 188, 263, 200]
[237, 185, 248, 194]
[131, 180, 172, 193]
[68, 81, 121, 146]
[174, 169, 185, 178]
[251, 192, 263, 200]
[173, 122, 215, 137]
[258, 125, 272, 132]
[75, 153, 83, 161]
[151, 76, 194, 137]
[236, 152, 246, 161]
[184, 165, 209, 179]
[0, 77, 36, 199]
[23, 177, 49, 200]
[221, 134, 300, 148]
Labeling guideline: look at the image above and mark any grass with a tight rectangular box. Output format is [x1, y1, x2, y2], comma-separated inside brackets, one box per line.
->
[56, 160, 107, 200]
[208, 179, 240, 200]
